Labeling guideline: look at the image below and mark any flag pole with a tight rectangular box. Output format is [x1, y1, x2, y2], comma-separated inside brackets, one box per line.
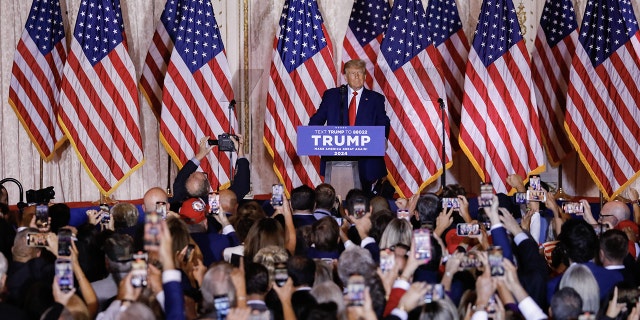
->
[39, 158, 44, 189]
[166, 154, 172, 197]
[438, 98, 446, 190]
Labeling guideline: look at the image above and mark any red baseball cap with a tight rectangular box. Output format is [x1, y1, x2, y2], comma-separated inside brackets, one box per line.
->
[179, 198, 208, 224]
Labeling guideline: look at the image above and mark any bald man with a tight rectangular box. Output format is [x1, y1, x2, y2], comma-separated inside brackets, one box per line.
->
[142, 187, 170, 215]
[600, 201, 630, 227]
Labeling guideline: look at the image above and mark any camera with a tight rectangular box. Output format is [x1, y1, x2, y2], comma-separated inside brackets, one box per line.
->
[208, 133, 237, 152]
[26, 186, 55, 204]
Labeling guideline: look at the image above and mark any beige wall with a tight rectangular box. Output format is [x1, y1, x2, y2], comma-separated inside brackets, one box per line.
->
[1, 0, 639, 203]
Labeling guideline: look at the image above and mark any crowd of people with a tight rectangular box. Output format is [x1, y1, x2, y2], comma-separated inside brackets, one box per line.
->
[1, 137, 640, 320]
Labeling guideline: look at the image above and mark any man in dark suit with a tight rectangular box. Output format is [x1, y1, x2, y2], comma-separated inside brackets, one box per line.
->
[170, 134, 250, 212]
[309, 59, 391, 193]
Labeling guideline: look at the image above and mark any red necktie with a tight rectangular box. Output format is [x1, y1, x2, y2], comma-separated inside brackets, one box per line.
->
[349, 91, 358, 126]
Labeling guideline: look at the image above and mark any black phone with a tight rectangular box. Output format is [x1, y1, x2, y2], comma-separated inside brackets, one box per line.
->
[58, 228, 72, 257]
[183, 244, 195, 263]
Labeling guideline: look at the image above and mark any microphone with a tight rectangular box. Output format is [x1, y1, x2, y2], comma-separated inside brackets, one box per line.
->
[229, 99, 236, 107]
[339, 84, 347, 94]
[437, 98, 445, 109]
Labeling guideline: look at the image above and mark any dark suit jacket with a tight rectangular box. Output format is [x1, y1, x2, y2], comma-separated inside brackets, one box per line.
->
[170, 157, 250, 211]
[308, 87, 391, 182]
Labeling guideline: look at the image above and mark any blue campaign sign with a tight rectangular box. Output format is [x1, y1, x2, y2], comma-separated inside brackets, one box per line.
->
[297, 126, 386, 156]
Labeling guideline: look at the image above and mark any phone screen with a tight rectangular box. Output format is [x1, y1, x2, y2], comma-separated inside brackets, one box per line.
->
[479, 183, 493, 207]
[271, 184, 284, 207]
[55, 259, 74, 292]
[529, 175, 541, 191]
[144, 211, 161, 249]
[413, 229, 432, 262]
[397, 209, 410, 221]
[26, 232, 48, 247]
[99, 204, 110, 224]
[131, 251, 148, 288]
[274, 265, 288, 287]
[35, 204, 49, 229]
[442, 198, 460, 209]
[58, 228, 72, 257]
[346, 274, 365, 307]
[456, 223, 481, 236]
[208, 193, 220, 215]
[155, 201, 167, 220]
[488, 246, 504, 276]
[380, 249, 395, 273]
[214, 294, 230, 318]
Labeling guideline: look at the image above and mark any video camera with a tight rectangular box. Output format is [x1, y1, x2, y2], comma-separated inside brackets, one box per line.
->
[208, 133, 237, 152]
[26, 186, 55, 204]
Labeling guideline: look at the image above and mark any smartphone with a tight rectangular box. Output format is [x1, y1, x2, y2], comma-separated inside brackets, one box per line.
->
[26, 232, 48, 247]
[208, 192, 220, 215]
[131, 251, 148, 288]
[352, 199, 367, 219]
[55, 259, 74, 292]
[442, 197, 460, 209]
[460, 251, 482, 269]
[35, 204, 49, 229]
[413, 229, 432, 262]
[617, 287, 640, 305]
[183, 244, 195, 263]
[99, 203, 110, 225]
[488, 246, 504, 276]
[144, 211, 161, 249]
[380, 249, 395, 273]
[397, 209, 410, 221]
[479, 183, 493, 207]
[456, 223, 481, 236]
[526, 190, 546, 202]
[514, 192, 527, 204]
[529, 175, 541, 191]
[214, 294, 230, 319]
[58, 228, 72, 257]
[271, 184, 284, 207]
[424, 283, 445, 303]
[274, 264, 288, 287]
[563, 202, 584, 215]
[346, 274, 366, 307]
[155, 201, 167, 220]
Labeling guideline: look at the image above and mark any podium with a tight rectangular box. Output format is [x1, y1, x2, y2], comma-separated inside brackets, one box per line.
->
[297, 125, 386, 199]
[325, 160, 361, 200]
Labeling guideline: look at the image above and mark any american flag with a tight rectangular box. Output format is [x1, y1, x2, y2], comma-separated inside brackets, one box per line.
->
[565, 0, 640, 199]
[425, 0, 470, 151]
[458, 0, 545, 194]
[373, 0, 450, 197]
[264, 0, 336, 192]
[8, 0, 66, 161]
[340, 0, 390, 88]
[58, 0, 144, 195]
[159, 0, 236, 189]
[531, 0, 578, 165]
[139, 0, 180, 117]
